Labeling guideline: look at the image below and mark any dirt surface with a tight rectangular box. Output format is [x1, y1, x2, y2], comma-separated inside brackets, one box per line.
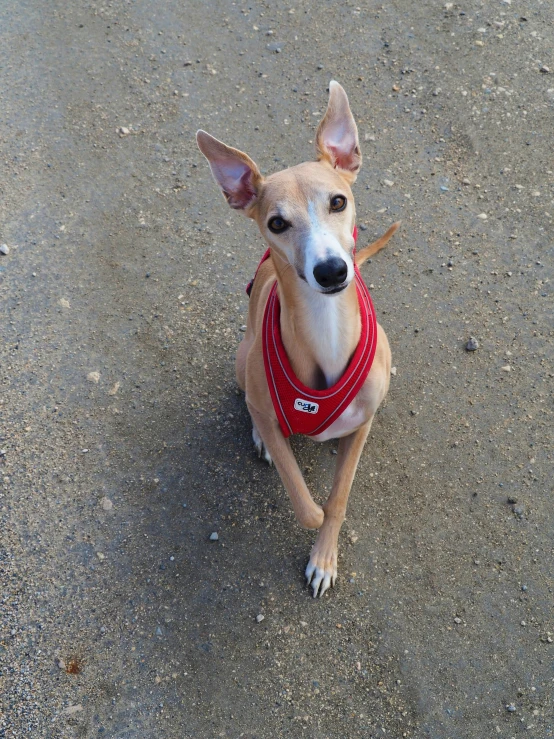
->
[1, 1, 553, 737]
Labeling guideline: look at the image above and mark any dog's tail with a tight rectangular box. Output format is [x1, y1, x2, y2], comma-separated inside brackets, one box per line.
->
[355, 221, 401, 267]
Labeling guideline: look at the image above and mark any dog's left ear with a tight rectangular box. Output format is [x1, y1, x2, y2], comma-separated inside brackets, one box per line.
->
[316, 81, 361, 178]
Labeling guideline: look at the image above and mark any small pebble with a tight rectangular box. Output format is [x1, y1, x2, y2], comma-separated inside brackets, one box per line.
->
[465, 337, 479, 351]
[383, 179, 394, 187]
[240, 325, 247, 332]
[507, 496, 518, 504]
[57, 658, 66, 670]
[477, 213, 488, 220]
[462, 178, 471, 185]
[454, 617, 462, 624]
[209, 532, 219, 541]
[117, 126, 130, 136]
[256, 614, 265, 623]
[0, 244, 9, 255]
[96, 552, 105, 560]
[521, 584, 528, 592]
[513, 504, 525, 518]
[87, 371, 100, 383]
[506, 704, 516, 712]
[501, 365, 511, 372]
[63, 705, 83, 715]
[539, 65, 550, 73]
[100, 496, 113, 511]
[390, 366, 397, 376]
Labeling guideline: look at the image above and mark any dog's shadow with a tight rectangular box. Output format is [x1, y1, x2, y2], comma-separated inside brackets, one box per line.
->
[108, 380, 339, 610]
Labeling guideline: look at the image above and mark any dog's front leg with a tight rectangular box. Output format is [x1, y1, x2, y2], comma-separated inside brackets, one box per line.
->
[306, 418, 373, 597]
[248, 405, 324, 530]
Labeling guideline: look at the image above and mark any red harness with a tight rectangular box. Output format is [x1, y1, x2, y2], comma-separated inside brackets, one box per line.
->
[247, 227, 378, 438]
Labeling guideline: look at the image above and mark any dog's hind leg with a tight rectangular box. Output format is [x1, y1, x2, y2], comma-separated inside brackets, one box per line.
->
[252, 420, 273, 466]
[236, 338, 249, 392]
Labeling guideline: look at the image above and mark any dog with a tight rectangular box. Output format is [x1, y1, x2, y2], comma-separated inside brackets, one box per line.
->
[197, 81, 399, 597]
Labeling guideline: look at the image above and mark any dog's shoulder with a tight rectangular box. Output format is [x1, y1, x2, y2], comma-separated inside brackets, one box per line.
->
[247, 254, 277, 325]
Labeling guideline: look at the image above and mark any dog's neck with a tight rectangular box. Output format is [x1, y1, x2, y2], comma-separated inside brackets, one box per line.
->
[274, 262, 361, 390]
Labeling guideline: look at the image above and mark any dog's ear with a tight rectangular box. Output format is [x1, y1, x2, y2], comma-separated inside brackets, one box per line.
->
[196, 131, 262, 211]
[315, 81, 361, 177]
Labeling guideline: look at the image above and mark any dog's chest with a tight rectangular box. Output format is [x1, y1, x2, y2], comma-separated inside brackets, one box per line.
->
[309, 393, 370, 441]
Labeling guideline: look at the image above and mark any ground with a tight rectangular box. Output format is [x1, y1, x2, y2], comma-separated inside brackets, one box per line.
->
[1, 1, 553, 737]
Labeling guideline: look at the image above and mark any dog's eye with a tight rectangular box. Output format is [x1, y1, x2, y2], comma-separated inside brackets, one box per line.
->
[268, 216, 289, 233]
[330, 195, 347, 212]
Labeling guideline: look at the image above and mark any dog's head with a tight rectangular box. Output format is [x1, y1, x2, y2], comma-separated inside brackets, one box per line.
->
[197, 81, 361, 295]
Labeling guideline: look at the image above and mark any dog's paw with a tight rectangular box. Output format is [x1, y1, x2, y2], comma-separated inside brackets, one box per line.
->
[305, 541, 338, 598]
[252, 425, 273, 466]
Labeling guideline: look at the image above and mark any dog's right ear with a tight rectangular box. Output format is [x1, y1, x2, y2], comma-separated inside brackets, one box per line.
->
[196, 131, 263, 212]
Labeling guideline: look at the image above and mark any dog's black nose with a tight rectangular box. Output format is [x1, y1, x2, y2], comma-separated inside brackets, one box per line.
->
[313, 257, 348, 288]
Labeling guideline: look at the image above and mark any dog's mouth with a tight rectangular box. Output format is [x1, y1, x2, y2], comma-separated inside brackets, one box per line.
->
[320, 283, 348, 295]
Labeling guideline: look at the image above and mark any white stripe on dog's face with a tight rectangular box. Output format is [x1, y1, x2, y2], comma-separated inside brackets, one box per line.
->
[304, 200, 354, 293]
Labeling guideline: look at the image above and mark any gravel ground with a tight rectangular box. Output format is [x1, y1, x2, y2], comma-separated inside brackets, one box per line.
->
[1, 1, 553, 737]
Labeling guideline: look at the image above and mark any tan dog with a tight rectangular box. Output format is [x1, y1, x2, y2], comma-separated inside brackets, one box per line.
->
[197, 81, 399, 597]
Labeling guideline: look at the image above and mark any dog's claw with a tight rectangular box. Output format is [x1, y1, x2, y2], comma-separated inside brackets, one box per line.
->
[305, 562, 334, 598]
[319, 573, 332, 597]
[305, 534, 339, 597]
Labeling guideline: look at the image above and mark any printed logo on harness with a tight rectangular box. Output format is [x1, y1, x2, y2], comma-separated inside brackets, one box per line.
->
[294, 398, 319, 415]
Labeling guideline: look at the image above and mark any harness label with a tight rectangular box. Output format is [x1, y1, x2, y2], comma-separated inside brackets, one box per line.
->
[294, 398, 319, 415]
